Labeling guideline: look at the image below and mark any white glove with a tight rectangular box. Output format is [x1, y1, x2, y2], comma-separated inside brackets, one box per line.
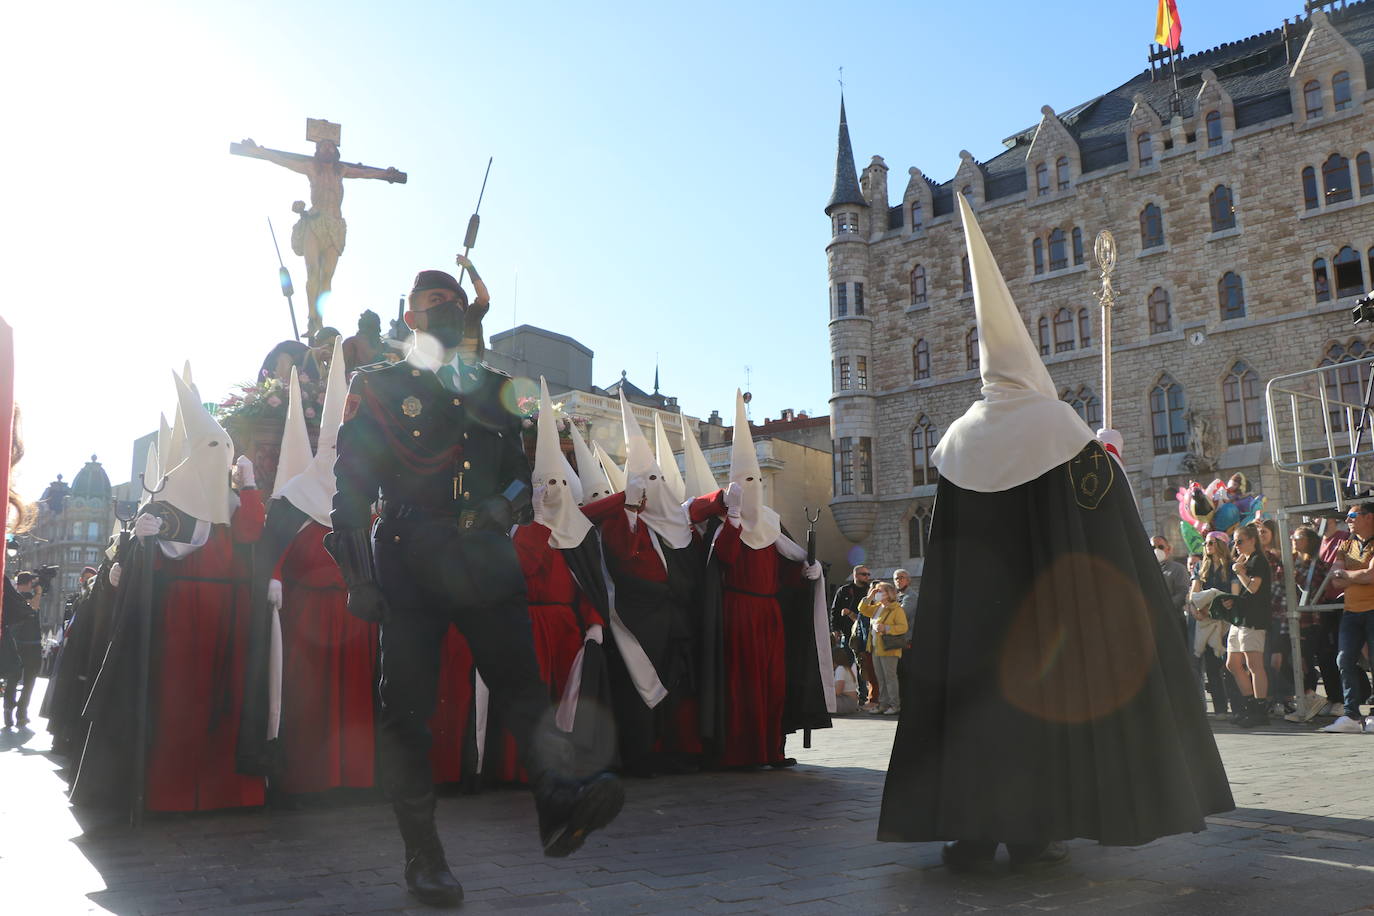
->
[1096, 428, 1124, 461]
[724, 481, 742, 518]
[267, 579, 283, 611]
[133, 512, 163, 539]
[624, 476, 646, 511]
[802, 560, 822, 580]
[233, 455, 257, 489]
[108, 562, 122, 588]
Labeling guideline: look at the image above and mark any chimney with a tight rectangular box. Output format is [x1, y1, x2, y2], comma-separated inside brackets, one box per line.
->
[709, 409, 722, 426]
[781, 408, 795, 422]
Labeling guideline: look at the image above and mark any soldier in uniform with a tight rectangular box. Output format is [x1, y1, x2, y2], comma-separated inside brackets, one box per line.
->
[328, 256, 624, 908]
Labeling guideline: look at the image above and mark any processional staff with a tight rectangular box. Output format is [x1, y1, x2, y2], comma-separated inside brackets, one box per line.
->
[1093, 230, 1118, 430]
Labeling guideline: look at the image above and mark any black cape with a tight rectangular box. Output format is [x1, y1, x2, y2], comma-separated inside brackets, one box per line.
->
[879, 442, 1233, 846]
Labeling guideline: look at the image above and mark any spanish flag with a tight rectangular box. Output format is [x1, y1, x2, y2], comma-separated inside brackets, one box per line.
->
[1155, 0, 1182, 50]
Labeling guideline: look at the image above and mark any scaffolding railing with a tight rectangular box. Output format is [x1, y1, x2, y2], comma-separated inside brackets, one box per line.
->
[1264, 355, 1374, 711]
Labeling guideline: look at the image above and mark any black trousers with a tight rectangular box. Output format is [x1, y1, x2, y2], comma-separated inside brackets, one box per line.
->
[3, 645, 41, 720]
[373, 518, 559, 802]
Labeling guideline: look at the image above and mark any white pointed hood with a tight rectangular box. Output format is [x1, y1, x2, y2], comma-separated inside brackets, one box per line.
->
[593, 441, 626, 493]
[931, 195, 1093, 492]
[273, 367, 312, 498]
[730, 390, 781, 549]
[156, 414, 171, 479]
[654, 413, 687, 504]
[532, 378, 592, 549]
[680, 414, 716, 498]
[568, 421, 613, 504]
[275, 338, 346, 526]
[621, 391, 691, 548]
[141, 442, 161, 497]
[159, 372, 236, 525]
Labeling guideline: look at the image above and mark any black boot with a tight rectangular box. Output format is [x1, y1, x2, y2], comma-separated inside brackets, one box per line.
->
[940, 840, 997, 874]
[534, 771, 625, 858]
[393, 794, 464, 908]
[1245, 697, 1268, 727]
[1229, 695, 1251, 725]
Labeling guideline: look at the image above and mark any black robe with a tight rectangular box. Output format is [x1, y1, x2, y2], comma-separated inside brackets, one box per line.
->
[879, 442, 1233, 847]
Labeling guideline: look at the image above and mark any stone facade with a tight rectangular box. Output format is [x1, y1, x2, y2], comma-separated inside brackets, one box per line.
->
[826, 5, 1374, 581]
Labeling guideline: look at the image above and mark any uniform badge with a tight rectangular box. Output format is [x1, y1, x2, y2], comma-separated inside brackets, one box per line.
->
[401, 396, 423, 418]
[1068, 440, 1114, 510]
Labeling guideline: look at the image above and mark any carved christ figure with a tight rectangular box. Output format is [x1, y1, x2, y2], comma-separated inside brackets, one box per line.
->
[232, 122, 406, 335]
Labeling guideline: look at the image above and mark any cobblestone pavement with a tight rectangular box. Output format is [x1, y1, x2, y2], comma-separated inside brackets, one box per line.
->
[4, 680, 1374, 915]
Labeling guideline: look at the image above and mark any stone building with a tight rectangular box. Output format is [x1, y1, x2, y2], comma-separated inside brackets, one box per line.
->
[29, 456, 116, 630]
[826, 3, 1374, 581]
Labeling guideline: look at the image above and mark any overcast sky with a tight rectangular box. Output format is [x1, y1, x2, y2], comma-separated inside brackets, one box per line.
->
[2, 0, 1302, 497]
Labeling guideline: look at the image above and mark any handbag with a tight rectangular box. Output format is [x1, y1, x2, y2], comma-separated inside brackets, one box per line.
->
[880, 632, 907, 652]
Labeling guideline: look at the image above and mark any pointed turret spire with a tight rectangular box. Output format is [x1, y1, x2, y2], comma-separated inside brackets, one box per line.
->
[826, 96, 866, 213]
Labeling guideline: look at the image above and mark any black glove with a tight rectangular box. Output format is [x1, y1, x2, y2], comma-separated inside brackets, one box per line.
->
[345, 582, 389, 624]
[476, 495, 514, 532]
[324, 528, 389, 623]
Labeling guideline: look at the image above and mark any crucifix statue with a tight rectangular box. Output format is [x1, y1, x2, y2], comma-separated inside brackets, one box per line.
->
[231, 119, 407, 336]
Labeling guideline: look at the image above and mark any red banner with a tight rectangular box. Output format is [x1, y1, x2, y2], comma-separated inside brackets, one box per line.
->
[1155, 0, 1182, 51]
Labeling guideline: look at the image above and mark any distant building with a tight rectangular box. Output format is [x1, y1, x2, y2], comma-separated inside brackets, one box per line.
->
[28, 456, 116, 630]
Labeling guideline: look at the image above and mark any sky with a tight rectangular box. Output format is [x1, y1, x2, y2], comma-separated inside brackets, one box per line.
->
[2, 0, 1305, 498]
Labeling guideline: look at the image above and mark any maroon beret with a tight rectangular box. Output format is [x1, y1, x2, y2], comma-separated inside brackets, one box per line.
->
[411, 270, 460, 295]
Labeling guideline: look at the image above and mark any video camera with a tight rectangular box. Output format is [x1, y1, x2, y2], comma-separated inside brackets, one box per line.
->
[34, 564, 59, 590]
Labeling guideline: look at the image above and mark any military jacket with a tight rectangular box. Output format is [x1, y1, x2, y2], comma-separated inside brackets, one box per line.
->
[331, 356, 530, 531]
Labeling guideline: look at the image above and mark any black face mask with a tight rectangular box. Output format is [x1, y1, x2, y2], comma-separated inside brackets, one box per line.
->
[422, 302, 465, 349]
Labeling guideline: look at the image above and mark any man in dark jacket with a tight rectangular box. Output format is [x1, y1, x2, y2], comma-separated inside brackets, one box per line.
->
[830, 565, 876, 708]
[3, 571, 44, 728]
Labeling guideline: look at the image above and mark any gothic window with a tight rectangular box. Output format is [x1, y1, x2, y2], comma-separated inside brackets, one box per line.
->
[1056, 156, 1070, 190]
[1222, 361, 1263, 445]
[1072, 227, 1084, 265]
[1137, 132, 1153, 167]
[1149, 374, 1189, 455]
[910, 265, 927, 306]
[836, 212, 858, 234]
[961, 255, 971, 293]
[1358, 152, 1373, 197]
[1032, 237, 1045, 275]
[1036, 162, 1050, 197]
[1314, 258, 1331, 303]
[836, 283, 848, 317]
[856, 356, 868, 390]
[1305, 79, 1323, 120]
[1209, 185, 1236, 231]
[1149, 287, 1172, 333]
[1062, 386, 1102, 427]
[911, 416, 938, 487]
[1219, 272, 1246, 320]
[1038, 316, 1051, 356]
[1320, 340, 1371, 433]
[1335, 246, 1365, 299]
[911, 200, 924, 232]
[913, 339, 930, 380]
[857, 437, 874, 495]
[908, 504, 933, 559]
[966, 327, 979, 371]
[854, 282, 865, 315]
[1140, 202, 1164, 249]
[1333, 71, 1352, 111]
[1303, 166, 1319, 210]
[834, 437, 854, 496]
[1205, 110, 1223, 148]
[1324, 153, 1352, 204]
[1054, 308, 1074, 353]
[1078, 308, 1091, 348]
[837, 356, 851, 389]
[1049, 228, 1068, 271]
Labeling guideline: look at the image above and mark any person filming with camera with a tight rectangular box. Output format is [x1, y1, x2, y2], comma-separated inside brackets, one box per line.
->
[2, 567, 50, 728]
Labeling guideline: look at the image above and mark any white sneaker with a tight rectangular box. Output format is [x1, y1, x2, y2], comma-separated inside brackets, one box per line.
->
[1365, 717, 1374, 733]
[1321, 715, 1364, 733]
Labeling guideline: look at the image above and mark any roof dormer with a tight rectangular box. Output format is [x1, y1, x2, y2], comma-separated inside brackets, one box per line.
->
[954, 150, 985, 209]
[1024, 105, 1081, 203]
[903, 167, 934, 236]
[1127, 94, 1165, 175]
[1194, 69, 1236, 157]
[1289, 9, 1366, 131]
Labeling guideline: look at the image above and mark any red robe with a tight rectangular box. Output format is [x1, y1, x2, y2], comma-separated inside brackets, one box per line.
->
[710, 518, 799, 767]
[275, 521, 378, 794]
[145, 489, 266, 812]
[430, 627, 474, 785]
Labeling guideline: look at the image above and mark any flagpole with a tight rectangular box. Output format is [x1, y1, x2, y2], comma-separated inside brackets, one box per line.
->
[1093, 231, 1118, 430]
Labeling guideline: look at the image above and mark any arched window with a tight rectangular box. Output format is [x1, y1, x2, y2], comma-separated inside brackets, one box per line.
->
[910, 265, 927, 306]
[1358, 152, 1373, 197]
[1149, 374, 1189, 455]
[1037, 316, 1051, 356]
[1032, 237, 1045, 275]
[1303, 166, 1319, 210]
[1314, 258, 1331, 303]
[1209, 184, 1236, 231]
[1140, 202, 1164, 249]
[1035, 162, 1050, 197]
[1072, 227, 1084, 265]
[1078, 308, 1091, 348]
[1062, 386, 1102, 427]
[913, 339, 930, 380]
[911, 200, 924, 232]
[1324, 153, 1352, 204]
[1053, 307, 1075, 353]
[1049, 228, 1067, 271]
[1335, 246, 1365, 299]
[1305, 79, 1323, 120]
[1333, 71, 1352, 111]
[965, 327, 979, 371]
[1219, 271, 1246, 320]
[908, 504, 933, 559]
[1149, 287, 1172, 333]
[1056, 156, 1070, 190]
[1137, 132, 1154, 167]
[1205, 110, 1223, 148]
[1222, 361, 1263, 445]
[961, 255, 971, 293]
[1320, 340, 1371, 433]
[911, 416, 938, 486]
